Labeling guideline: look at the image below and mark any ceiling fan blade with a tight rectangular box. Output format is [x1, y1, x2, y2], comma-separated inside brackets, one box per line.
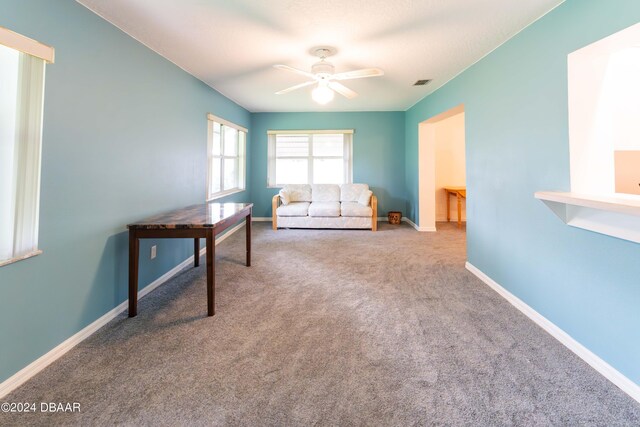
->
[332, 68, 384, 81]
[273, 64, 317, 80]
[328, 81, 358, 99]
[275, 80, 316, 95]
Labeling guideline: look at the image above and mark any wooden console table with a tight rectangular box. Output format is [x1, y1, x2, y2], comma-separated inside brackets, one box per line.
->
[127, 203, 252, 317]
[444, 186, 466, 227]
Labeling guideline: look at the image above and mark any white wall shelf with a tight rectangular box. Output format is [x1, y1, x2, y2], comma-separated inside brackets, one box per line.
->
[535, 191, 640, 244]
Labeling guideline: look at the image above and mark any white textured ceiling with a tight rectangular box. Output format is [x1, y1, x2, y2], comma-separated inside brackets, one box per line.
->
[77, 0, 563, 112]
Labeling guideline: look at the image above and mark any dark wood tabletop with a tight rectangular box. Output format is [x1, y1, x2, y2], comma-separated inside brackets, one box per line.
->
[128, 203, 253, 229]
[128, 202, 253, 317]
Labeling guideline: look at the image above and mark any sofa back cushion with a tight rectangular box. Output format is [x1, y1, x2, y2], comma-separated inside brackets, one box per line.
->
[340, 183, 369, 202]
[311, 184, 340, 202]
[282, 184, 312, 202]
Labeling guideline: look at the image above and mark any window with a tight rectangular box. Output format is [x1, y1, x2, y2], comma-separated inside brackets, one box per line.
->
[0, 27, 53, 267]
[206, 114, 246, 200]
[567, 22, 640, 197]
[267, 130, 353, 187]
[534, 22, 640, 245]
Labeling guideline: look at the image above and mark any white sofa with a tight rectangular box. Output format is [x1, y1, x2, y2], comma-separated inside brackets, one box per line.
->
[272, 184, 377, 231]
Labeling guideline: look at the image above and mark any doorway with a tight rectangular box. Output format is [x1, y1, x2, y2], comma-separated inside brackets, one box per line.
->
[418, 104, 466, 231]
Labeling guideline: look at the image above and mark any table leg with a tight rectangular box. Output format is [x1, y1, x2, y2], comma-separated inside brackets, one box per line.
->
[206, 229, 215, 316]
[194, 238, 200, 267]
[246, 210, 252, 267]
[446, 191, 451, 222]
[128, 230, 139, 317]
[457, 193, 462, 227]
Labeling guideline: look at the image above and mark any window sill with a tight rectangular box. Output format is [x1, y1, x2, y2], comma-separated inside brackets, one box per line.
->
[207, 188, 245, 202]
[0, 250, 43, 268]
[535, 191, 640, 244]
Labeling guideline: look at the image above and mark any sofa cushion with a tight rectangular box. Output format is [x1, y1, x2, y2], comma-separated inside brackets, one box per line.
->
[311, 184, 340, 202]
[340, 183, 369, 202]
[278, 189, 291, 205]
[276, 202, 310, 217]
[308, 201, 341, 217]
[282, 184, 312, 202]
[341, 201, 373, 217]
[358, 190, 373, 206]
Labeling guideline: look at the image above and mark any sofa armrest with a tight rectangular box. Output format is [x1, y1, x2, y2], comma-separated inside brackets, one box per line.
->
[371, 194, 378, 231]
[272, 194, 281, 230]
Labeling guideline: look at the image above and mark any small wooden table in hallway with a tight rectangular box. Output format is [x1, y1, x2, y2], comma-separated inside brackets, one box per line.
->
[127, 203, 252, 317]
[444, 186, 466, 227]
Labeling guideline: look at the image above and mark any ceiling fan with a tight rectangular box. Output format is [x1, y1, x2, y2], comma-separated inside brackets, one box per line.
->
[274, 47, 384, 104]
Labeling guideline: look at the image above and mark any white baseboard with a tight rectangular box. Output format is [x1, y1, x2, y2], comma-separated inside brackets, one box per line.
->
[402, 217, 419, 230]
[402, 217, 436, 232]
[376, 216, 436, 232]
[251, 217, 272, 222]
[0, 222, 246, 399]
[465, 262, 640, 404]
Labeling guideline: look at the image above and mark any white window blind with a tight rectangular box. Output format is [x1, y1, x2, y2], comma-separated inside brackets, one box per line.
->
[0, 36, 50, 266]
[267, 130, 353, 187]
[206, 114, 247, 200]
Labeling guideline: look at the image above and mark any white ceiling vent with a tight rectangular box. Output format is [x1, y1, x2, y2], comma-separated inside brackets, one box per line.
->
[413, 79, 432, 86]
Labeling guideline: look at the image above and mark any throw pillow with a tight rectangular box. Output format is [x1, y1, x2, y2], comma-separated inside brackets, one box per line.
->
[358, 190, 372, 206]
[279, 189, 290, 205]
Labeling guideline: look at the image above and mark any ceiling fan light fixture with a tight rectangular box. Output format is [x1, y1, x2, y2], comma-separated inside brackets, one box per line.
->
[275, 45, 382, 104]
[312, 83, 334, 104]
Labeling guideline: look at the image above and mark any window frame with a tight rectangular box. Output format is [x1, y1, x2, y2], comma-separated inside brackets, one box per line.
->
[206, 114, 247, 201]
[267, 130, 354, 188]
[0, 27, 53, 267]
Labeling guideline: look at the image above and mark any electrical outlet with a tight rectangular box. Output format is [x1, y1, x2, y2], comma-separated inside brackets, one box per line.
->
[150, 245, 157, 259]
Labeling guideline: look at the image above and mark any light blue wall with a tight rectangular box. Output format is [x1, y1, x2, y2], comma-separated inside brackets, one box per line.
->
[405, 0, 640, 383]
[250, 112, 406, 218]
[0, 0, 250, 383]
